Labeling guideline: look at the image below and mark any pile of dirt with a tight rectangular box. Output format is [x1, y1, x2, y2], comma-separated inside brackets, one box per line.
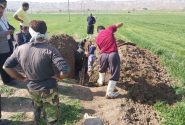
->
[89, 39, 178, 105]
[48, 34, 78, 78]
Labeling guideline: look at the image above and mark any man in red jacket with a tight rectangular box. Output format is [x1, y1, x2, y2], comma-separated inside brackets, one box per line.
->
[96, 23, 123, 99]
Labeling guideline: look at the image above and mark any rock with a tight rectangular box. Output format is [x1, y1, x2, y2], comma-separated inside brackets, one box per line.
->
[83, 113, 104, 125]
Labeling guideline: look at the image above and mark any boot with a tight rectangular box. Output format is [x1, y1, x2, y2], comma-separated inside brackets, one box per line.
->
[96, 73, 105, 86]
[106, 80, 119, 99]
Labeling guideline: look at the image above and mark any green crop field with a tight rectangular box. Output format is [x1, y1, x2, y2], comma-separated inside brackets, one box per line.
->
[6, 11, 185, 125]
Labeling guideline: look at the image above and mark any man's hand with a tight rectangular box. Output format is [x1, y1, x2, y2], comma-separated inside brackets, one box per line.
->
[52, 72, 69, 80]
[5, 30, 14, 35]
[3, 67, 27, 82]
[115, 23, 123, 29]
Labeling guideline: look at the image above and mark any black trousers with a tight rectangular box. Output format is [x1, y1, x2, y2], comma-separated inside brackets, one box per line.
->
[87, 25, 94, 34]
[0, 52, 13, 84]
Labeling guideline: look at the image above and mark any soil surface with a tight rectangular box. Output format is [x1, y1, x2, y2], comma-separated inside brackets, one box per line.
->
[49, 34, 78, 78]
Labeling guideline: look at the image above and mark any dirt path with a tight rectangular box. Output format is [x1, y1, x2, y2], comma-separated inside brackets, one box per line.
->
[73, 84, 159, 125]
[0, 80, 160, 125]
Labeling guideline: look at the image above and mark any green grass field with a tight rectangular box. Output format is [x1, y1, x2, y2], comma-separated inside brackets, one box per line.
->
[7, 11, 185, 125]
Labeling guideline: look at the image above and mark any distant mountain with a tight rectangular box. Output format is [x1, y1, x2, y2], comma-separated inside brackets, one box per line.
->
[7, 0, 185, 12]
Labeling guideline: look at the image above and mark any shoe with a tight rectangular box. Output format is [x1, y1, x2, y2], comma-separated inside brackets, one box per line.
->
[96, 73, 105, 86]
[106, 80, 119, 99]
[106, 92, 119, 99]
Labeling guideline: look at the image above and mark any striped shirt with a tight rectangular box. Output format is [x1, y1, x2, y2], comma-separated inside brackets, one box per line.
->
[0, 18, 10, 54]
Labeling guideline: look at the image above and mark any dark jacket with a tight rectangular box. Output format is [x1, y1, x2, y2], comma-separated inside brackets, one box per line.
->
[87, 16, 96, 25]
[15, 32, 31, 46]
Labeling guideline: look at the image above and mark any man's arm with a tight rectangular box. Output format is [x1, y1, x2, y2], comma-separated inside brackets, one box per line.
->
[0, 30, 13, 38]
[13, 14, 23, 23]
[2, 67, 26, 81]
[3, 49, 27, 82]
[115, 23, 123, 29]
[52, 48, 70, 80]
[8, 23, 15, 31]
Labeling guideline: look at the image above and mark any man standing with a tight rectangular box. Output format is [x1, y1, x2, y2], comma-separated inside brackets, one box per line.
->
[87, 13, 96, 39]
[96, 23, 123, 99]
[0, 3, 14, 119]
[13, 2, 29, 29]
[3, 20, 69, 125]
[0, 0, 15, 54]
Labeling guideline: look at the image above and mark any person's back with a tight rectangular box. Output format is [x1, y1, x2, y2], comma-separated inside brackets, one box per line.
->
[16, 41, 63, 90]
[96, 25, 118, 53]
[3, 20, 69, 124]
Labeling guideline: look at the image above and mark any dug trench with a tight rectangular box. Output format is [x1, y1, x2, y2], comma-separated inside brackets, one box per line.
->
[49, 35, 181, 125]
[0, 34, 181, 125]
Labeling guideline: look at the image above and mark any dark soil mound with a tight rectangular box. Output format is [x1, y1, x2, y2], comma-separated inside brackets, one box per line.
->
[89, 40, 179, 105]
[49, 34, 78, 78]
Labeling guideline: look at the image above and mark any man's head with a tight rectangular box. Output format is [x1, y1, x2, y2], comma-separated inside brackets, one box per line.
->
[97, 25, 105, 33]
[0, 3, 5, 17]
[29, 20, 47, 35]
[22, 2, 29, 11]
[90, 13, 92, 17]
[0, 0, 7, 8]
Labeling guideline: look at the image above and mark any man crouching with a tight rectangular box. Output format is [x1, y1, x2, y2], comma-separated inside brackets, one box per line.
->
[3, 20, 69, 125]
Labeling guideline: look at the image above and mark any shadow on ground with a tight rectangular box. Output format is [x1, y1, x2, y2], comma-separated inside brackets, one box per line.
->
[0, 119, 33, 125]
[1, 97, 32, 112]
[58, 84, 106, 101]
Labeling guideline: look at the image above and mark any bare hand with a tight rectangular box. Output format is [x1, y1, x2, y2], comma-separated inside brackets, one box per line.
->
[5, 30, 14, 35]
[85, 51, 89, 57]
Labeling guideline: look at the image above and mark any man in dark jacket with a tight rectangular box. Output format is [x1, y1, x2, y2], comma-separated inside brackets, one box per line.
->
[3, 20, 69, 125]
[14, 25, 31, 47]
[87, 13, 96, 39]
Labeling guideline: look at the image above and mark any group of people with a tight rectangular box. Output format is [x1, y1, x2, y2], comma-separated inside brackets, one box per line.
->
[0, 1, 123, 124]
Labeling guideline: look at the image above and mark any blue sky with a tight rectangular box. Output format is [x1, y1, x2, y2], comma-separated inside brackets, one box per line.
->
[8, 0, 135, 2]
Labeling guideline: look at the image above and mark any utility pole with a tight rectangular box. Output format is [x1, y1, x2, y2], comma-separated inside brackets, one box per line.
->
[68, 0, 71, 22]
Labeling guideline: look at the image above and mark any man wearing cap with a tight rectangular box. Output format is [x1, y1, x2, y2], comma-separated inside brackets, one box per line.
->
[3, 20, 69, 124]
[13, 2, 29, 29]
[96, 23, 123, 99]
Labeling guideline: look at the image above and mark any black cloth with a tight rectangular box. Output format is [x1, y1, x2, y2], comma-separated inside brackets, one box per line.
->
[87, 25, 94, 34]
[15, 32, 31, 46]
[3, 41, 69, 91]
[87, 16, 96, 25]
[75, 47, 85, 78]
[0, 52, 13, 84]
[87, 16, 96, 34]
[8, 39, 14, 54]
[99, 52, 120, 81]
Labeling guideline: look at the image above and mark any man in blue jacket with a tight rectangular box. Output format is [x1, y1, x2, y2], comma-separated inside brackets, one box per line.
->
[87, 13, 96, 39]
